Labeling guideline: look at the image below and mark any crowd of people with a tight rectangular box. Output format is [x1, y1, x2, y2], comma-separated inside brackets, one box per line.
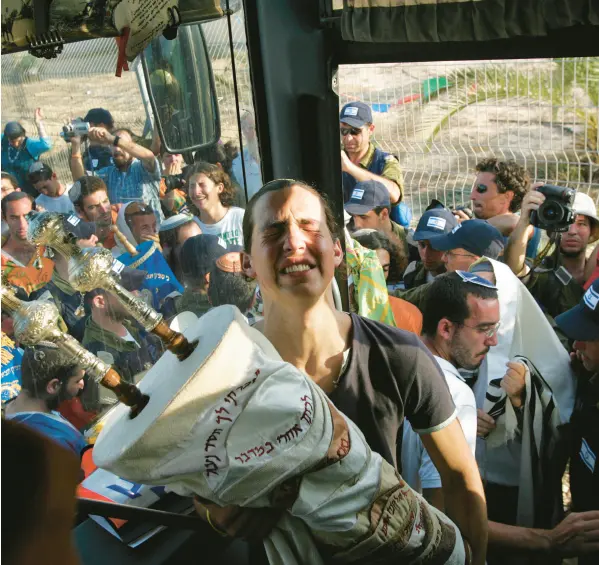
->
[2, 102, 599, 565]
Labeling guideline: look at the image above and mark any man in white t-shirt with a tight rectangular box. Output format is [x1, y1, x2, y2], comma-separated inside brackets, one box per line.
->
[402, 270, 499, 510]
[28, 162, 74, 214]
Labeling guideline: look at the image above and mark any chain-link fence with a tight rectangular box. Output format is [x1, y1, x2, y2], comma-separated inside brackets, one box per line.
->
[0, 8, 255, 185]
[202, 10, 252, 141]
[339, 58, 599, 220]
[3, 20, 598, 225]
[1, 38, 146, 182]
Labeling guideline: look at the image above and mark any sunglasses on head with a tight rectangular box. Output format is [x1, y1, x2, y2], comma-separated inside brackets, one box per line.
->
[125, 203, 153, 219]
[340, 127, 363, 137]
[455, 270, 497, 289]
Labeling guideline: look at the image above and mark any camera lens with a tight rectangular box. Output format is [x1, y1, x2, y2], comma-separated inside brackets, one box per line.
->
[538, 201, 564, 224]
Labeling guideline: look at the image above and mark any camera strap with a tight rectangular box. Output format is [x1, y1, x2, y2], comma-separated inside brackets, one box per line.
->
[555, 266, 573, 286]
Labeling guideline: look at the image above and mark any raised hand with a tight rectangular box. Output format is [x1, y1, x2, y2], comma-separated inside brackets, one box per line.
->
[500, 361, 527, 409]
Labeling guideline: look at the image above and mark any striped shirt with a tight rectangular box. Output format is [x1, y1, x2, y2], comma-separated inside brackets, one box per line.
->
[97, 158, 163, 221]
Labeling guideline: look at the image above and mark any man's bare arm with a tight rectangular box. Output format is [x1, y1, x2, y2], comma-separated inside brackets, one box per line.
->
[88, 127, 157, 172]
[422, 487, 445, 511]
[69, 136, 86, 181]
[421, 419, 488, 565]
[489, 512, 599, 557]
[341, 151, 401, 204]
[585, 244, 599, 281]
[505, 188, 547, 278]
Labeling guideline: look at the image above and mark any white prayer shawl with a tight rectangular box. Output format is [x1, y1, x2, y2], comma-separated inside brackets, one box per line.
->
[483, 357, 564, 528]
[472, 259, 576, 526]
[113, 202, 139, 257]
[94, 306, 465, 564]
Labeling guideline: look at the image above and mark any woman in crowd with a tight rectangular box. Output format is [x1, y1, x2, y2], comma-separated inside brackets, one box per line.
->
[196, 179, 487, 564]
[186, 162, 244, 248]
[195, 140, 246, 207]
[352, 228, 407, 286]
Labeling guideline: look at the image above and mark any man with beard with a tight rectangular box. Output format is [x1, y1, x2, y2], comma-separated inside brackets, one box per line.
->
[404, 271, 599, 564]
[70, 175, 117, 249]
[402, 271, 497, 508]
[70, 127, 162, 221]
[4, 344, 87, 457]
[82, 108, 115, 173]
[506, 189, 599, 319]
[81, 280, 164, 414]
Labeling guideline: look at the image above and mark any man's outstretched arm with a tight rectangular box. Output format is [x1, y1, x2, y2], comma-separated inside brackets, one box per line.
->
[421, 419, 488, 565]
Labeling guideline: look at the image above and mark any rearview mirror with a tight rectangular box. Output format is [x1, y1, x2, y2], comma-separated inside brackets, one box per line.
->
[142, 24, 220, 154]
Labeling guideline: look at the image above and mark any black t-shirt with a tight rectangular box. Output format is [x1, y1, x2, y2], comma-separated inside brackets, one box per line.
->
[329, 314, 457, 470]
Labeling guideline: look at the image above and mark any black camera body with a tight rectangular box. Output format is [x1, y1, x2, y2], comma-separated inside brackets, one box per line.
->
[530, 185, 576, 232]
[450, 205, 474, 219]
[162, 173, 185, 192]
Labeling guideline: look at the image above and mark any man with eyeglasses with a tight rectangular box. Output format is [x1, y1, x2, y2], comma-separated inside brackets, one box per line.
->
[340, 102, 407, 224]
[403, 208, 458, 289]
[394, 219, 505, 310]
[402, 271, 498, 510]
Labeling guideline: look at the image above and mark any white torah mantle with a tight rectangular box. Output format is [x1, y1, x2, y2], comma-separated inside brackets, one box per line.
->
[94, 306, 465, 564]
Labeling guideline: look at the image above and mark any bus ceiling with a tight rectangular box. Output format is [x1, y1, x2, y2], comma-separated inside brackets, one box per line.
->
[0, 1, 243, 58]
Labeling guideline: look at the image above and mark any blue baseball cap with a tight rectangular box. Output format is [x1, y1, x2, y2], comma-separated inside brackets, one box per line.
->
[413, 209, 458, 241]
[340, 102, 373, 129]
[344, 180, 390, 215]
[555, 279, 599, 341]
[429, 219, 504, 259]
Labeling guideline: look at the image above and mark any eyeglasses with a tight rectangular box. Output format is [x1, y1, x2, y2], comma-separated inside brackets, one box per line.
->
[340, 127, 363, 137]
[445, 250, 477, 259]
[453, 321, 501, 338]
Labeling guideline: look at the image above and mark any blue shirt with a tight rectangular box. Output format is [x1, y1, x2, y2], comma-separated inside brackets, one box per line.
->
[1, 340, 23, 405]
[84, 145, 114, 173]
[97, 158, 163, 221]
[1, 134, 52, 195]
[7, 411, 87, 457]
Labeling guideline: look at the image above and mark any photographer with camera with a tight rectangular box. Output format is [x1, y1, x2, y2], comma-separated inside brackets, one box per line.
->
[506, 184, 599, 319]
[82, 108, 115, 173]
[70, 126, 163, 223]
[159, 149, 186, 198]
